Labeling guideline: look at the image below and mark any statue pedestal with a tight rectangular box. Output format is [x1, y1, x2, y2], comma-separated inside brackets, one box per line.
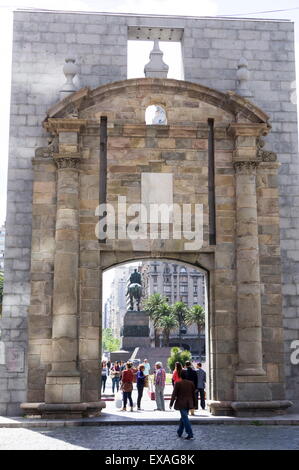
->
[121, 310, 150, 351]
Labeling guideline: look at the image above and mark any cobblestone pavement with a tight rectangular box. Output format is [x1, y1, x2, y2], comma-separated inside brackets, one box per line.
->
[0, 425, 298, 450]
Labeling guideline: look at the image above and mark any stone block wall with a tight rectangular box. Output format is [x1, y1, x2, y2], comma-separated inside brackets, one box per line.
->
[1, 9, 298, 415]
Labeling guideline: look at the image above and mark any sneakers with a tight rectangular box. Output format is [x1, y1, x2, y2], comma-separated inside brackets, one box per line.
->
[184, 436, 195, 440]
[177, 433, 183, 438]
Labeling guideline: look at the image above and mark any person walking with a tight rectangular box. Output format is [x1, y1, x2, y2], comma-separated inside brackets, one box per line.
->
[101, 360, 108, 394]
[169, 377, 196, 440]
[181, 360, 198, 415]
[154, 361, 166, 411]
[120, 361, 134, 412]
[195, 362, 206, 410]
[136, 364, 146, 410]
[110, 361, 121, 394]
[172, 362, 183, 386]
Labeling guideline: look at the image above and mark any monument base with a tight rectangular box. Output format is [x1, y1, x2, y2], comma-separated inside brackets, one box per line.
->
[20, 401, 106, 419]
[121, 310, 150, 351]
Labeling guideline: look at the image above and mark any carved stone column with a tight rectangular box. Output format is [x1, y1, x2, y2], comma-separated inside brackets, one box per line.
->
[43, 119, 86, 406]
[230, 123, 268, 377]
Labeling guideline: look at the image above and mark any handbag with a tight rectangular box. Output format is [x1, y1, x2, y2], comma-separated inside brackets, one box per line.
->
[147, 377, 155, 400]
[114, 390, 123, 409]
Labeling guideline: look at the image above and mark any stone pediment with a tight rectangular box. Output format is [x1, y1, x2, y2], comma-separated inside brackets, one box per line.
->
[44, 78, 270, 126]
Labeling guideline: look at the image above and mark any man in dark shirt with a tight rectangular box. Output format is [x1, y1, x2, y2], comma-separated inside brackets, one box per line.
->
[196, 362, 206, 410]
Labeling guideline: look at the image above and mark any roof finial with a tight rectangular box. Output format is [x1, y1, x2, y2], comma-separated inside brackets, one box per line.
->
[144, 40, 169, 78]
[236, 57, 253, 98]
[60, 57, 78, 100]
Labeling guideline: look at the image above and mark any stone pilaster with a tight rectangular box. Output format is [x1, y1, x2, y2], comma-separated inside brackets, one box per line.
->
[230, 123, 269, 378]
[44, 119, 84, 404]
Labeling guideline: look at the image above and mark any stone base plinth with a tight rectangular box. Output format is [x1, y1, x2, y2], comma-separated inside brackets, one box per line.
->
[208, 401, 234, 416]
[231, 400, 293, 417]
[20, 401, 106, 419]
[208, 400, 293, 417]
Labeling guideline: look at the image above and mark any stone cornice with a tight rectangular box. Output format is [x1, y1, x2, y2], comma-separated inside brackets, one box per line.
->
[43, 118, 87, 135]
[228, 122, 270, 137]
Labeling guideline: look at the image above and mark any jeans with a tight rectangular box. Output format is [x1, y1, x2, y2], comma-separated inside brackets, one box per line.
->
[197, 388, 205, 409]
[112, 377, 120, 393]
[123, 391, 133, 408]
[178, 409, 193, 438]
[155, 385, 165, 411]
[137, 384, 144, 408]
[101, 375, 107, 393]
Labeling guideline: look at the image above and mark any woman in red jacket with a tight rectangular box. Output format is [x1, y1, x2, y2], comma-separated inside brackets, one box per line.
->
[120, 361, 134, 412]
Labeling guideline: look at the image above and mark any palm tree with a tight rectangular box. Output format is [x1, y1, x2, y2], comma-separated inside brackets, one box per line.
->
[172, 301, 188, 348]
[185, 305, 205, 361]
[156, 304, 179, 347]
[143, 293, 168, 347]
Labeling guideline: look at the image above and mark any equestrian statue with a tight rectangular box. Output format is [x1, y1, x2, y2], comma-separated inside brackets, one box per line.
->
[127, 268, 142, 311]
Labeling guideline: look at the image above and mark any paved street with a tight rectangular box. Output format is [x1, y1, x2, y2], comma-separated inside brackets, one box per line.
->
[0, 425, 298, 450]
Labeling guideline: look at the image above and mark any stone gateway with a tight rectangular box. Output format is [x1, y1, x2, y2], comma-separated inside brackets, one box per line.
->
[0, 9, 298, 417]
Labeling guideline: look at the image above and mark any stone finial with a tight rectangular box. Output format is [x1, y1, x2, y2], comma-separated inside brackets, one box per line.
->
[60, 57, 78, 100]
[236, 57, 253, 98]
[144, 39, 169, 78]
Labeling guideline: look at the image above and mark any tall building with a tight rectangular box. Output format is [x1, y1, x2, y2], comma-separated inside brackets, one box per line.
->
[0, 224, 5, 272]
[141, 261, 206, 354]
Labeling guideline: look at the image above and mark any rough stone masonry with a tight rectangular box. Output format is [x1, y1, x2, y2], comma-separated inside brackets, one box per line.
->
[0, 9, 298, 416]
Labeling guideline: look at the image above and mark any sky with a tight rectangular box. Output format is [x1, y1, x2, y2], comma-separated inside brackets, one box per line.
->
[0, 0, 299, 230]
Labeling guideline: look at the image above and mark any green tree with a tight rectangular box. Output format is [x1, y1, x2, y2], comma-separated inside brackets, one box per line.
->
[167, 346, 192, 372]
[185, 305, 205, 361]
[143, 293, 168, 347]
[102, 328, 120, 353]
[172, 301, 188, 348]
[156, 303, 178, 347]
[0, 272, 3, 316]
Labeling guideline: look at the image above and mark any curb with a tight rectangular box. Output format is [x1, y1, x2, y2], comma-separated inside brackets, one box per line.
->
[1, 416, 299, 429]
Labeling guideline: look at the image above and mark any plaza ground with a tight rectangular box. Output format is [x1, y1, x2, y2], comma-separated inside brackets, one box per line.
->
[0, 424, 298, 450]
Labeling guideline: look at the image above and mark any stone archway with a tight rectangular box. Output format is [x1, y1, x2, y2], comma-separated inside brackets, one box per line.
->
[21, 78, 292, 418]
[101, 256, 211, 402]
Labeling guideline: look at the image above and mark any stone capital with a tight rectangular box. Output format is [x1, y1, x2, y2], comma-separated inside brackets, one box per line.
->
[234, 160, 259, 174]
[228, 123, 269, 138]
[54, 153, 81, 169]
[44, 118, 87, 135]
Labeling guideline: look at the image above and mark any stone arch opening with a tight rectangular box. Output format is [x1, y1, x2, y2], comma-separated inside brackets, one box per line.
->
[101, 257, 211, 409]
